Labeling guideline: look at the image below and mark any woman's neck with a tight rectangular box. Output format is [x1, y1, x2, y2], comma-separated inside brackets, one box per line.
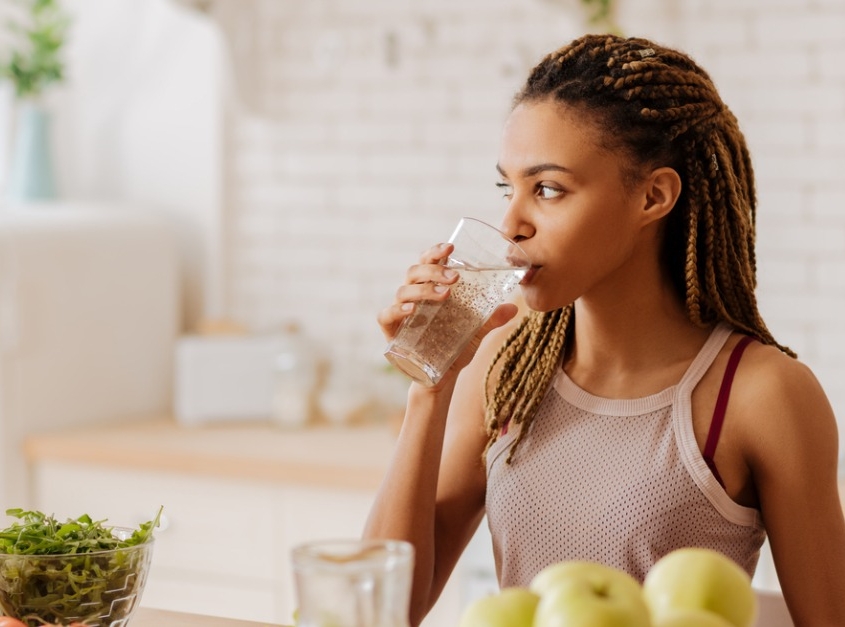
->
[563, 267, 712, 399]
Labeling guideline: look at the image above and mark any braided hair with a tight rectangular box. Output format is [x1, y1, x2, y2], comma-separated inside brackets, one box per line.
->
[485, 34, 793, 464]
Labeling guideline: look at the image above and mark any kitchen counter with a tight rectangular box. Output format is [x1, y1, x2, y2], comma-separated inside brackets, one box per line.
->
[21, 416, 407, 624]
[23, 415, 398, 491]
[135, 607, 289, 626]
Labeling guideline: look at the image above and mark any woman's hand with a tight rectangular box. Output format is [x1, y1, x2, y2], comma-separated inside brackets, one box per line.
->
[377, 242, 519, 385]
[377, 242, 458, 343]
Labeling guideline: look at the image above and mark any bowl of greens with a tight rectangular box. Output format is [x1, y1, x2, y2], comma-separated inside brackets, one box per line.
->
[0, 508, 160, 627]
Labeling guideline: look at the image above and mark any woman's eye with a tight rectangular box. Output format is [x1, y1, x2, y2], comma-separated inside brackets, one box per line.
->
[495, 181, 513, 198]
[537, 184, 564, 200]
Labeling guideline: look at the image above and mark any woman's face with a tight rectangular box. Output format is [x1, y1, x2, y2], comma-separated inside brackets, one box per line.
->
[496, 99, 655, 313]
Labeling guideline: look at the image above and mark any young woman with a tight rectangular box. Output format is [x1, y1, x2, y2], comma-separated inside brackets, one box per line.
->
[365, 33, 845, 626]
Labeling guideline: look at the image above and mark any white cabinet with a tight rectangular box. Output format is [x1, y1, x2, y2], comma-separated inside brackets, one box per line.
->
[32, 462, 284, 622]
[32, 461, 386, 624]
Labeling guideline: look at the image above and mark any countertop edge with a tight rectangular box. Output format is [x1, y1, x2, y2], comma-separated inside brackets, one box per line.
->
[23, 417, 396, 491]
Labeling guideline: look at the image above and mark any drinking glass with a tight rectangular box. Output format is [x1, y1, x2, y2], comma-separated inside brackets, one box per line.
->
[291, 539, 414, 627]
[384, 217, 530, 387]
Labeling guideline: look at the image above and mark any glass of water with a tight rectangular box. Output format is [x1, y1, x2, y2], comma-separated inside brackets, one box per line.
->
[384, 217, 530, 387]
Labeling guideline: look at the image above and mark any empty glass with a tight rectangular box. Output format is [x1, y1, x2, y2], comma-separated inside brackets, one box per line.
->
[291, 539, 414, 627]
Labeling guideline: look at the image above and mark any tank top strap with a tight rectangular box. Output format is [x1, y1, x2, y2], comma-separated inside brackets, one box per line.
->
[702, 334, 756, 487]
[672, 322, 761, 527]
[676, 323, 734, 396]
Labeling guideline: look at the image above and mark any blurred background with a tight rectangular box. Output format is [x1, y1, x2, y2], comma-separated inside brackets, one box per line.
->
[1, 0, 841, 386]
[0, 0, 843, 623]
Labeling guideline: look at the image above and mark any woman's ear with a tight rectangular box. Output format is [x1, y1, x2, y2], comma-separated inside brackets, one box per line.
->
[641, 167, 682, 225]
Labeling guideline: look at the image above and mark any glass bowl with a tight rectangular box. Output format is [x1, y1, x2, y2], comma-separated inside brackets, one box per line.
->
[0, 527, 153, 627]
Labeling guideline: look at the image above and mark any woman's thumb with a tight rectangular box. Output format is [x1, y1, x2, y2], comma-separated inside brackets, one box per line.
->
[481, 303, 519, 335]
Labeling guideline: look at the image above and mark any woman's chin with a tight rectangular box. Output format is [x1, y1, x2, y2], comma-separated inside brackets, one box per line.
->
[518, 284, 575, 314]
[519, 290, 558, 314]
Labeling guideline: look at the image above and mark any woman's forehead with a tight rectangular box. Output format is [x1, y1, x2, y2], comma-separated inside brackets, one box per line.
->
[498, 101, 618, 175]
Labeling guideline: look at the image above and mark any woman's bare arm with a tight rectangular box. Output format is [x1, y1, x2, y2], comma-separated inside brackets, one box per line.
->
[742, 352, 845, 626]
[363, 239, 519, 625]
[363, 319, 517, 625]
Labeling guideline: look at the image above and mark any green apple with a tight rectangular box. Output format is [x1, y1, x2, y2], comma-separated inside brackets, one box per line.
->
[531, 563, 651, 627]
[653, 608, 736, 627]
[643, 548, 757, 627]
[530, 560, 643, 600]
[457, 586, 539, 627]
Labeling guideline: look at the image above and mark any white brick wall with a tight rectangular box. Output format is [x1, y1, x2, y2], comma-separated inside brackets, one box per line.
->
[221, 0, 845, 451]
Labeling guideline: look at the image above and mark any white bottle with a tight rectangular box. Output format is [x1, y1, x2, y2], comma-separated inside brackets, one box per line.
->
[271, 323, 318, 428]
[319, 360, 371, 426]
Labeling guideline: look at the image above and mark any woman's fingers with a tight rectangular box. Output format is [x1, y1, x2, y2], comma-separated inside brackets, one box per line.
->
[420, 242, 453, 265]
[395, 273, 455, 303]
[377, 306, 407, 344]
[378, 279, 453, 342]
[403, 244, 455, 288]
[378, 243, 458, 342]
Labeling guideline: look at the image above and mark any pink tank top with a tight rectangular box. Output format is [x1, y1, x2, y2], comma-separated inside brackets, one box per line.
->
[485, 323, 766, 586]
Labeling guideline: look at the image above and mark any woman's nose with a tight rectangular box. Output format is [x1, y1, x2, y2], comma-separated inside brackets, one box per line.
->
[499, 202, 534, 243]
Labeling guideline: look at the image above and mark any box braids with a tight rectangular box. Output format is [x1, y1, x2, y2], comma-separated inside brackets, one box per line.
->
[485, 34, 793, 464]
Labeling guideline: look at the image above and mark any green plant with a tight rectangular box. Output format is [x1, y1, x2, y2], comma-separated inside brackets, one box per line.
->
[1, 0, 70, 99]
[537, 0, 622, 34]
[581, 0, 621, 33]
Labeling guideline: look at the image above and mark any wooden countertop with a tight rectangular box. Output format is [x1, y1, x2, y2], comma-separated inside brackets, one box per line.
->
[135, 607, 289, 626]
[23, 416, 398, 491]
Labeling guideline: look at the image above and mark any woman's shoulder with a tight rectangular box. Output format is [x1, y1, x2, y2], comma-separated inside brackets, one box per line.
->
[735, 336, 826, 404]
[731, 333, 837, 465]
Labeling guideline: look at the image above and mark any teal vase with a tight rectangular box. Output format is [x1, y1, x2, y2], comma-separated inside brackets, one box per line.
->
[7, 101, 57, 202]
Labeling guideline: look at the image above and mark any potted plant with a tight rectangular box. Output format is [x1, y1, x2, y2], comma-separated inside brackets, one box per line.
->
[1, 0, 70, 202]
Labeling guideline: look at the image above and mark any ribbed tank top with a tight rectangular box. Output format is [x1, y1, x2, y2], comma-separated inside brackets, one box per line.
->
[485, 323, 766, 586]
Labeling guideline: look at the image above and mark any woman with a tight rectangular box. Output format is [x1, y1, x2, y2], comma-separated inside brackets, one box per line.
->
[365, 33, 845, 626]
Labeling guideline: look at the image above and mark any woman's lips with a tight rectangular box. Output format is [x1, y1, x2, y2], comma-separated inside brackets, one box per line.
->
[520, 266, 540, 285]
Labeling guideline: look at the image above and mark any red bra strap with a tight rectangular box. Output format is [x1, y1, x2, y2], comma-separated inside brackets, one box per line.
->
[703, 335, 756, 488]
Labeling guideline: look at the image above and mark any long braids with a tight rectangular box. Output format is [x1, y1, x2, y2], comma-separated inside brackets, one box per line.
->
[485, 34, 793, 464]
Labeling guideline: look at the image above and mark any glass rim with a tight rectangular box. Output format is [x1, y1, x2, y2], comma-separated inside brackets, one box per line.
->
[451, 216, 531, 266]
[291, 538, 414, 567]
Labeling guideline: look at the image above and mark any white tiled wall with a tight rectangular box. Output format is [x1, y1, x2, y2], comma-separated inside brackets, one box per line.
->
[220, 0, 845, 451]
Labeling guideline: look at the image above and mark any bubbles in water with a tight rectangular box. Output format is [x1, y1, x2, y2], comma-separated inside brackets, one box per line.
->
[389, 267, 524, 383]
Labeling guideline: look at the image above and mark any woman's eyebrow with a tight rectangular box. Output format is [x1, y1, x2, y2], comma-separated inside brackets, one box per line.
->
[496, 163, 573, 177]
